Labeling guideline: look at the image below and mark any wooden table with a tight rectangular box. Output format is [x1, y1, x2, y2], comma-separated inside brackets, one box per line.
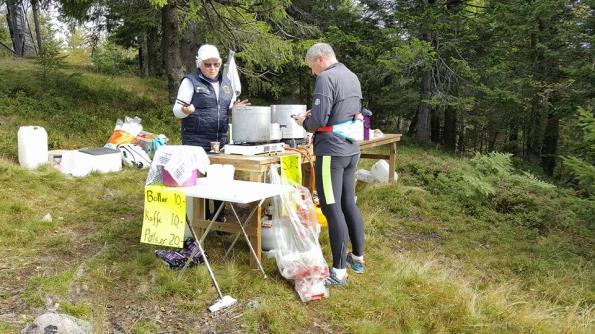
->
[358, 134, 402, 182]
[208, 133, 402, 182]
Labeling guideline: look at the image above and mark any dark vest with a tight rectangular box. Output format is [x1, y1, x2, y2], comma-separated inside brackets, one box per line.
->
[181, 71, 234, 152]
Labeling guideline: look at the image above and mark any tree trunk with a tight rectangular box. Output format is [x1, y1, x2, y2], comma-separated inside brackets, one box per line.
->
[6, 0, 36, 56]
[31, 0, 42, 54]
[507, 123, 520, 155]
[488, 130, 498, 152]
[415, 0, 436, 142]
[415, 68, 432, 142]
[525, 103, 544, 165]
[180, 23, 202, 74]
[541, 112, 559, 176]
[147, 27, 162, 76]
[162, 1, 185, 103]
[443, 106, 457, 151]
[140, 33, 149, 77]
[457, 113, 465, 153]
[430, 107, 440, 144]
[408, 110, 418, 136]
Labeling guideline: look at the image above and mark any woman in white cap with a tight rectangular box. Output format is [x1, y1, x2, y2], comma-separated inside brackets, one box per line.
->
[173, 44, 248, 151]
[172, 44, 248, 221]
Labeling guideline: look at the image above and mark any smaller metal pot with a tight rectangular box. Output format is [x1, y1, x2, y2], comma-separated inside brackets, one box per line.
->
[269, 123, 281, 142]
[271, 105, 307, 139]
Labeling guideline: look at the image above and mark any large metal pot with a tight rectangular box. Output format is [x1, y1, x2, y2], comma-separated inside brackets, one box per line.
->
[231, 106, 271, 144]
[271, 105, 307, 139]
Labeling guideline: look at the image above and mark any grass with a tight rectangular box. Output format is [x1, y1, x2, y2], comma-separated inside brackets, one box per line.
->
[0, 58, 593, 333]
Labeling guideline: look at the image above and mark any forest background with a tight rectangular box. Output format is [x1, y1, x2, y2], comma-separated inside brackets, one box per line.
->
[2, 0, 593, 191]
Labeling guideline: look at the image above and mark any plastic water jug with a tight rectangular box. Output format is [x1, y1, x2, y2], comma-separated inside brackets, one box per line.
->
[18, 126, 48, 169]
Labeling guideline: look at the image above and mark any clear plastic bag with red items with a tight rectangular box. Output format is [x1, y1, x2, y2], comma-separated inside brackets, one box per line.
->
[269, 164, 329, 302]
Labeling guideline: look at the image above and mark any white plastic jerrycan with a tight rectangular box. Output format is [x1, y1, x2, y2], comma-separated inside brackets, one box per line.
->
[18, 126, 48, 170]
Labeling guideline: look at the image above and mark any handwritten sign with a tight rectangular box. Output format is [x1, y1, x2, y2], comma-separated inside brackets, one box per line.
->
[140, 185, 186, 248]
[280, 154, 302, 184]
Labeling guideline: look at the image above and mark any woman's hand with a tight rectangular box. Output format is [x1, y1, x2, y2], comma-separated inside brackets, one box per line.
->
[182, 104, 195, 115]
[232, 99, 251, 109]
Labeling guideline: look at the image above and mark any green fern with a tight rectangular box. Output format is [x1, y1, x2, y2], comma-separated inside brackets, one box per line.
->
[460, 173, 496, 198]
[470, 152, 514, 177]
[520, 171, 556, 191]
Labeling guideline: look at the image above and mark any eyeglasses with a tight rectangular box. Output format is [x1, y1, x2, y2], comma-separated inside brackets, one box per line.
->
[203, 62, 221, 68]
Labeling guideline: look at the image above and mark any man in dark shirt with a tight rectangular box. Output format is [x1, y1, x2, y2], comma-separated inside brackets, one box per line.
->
[294, 43, 366, 285]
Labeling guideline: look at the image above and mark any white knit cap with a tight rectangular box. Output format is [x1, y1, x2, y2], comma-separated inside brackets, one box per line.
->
[196, 44, 221, 67]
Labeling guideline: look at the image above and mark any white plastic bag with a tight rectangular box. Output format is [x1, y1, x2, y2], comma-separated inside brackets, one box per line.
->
[118, 144, 152, 169]
[269, 165, 329, 302]
[371, 159, 398, 183]
[356, 169, 376, 183]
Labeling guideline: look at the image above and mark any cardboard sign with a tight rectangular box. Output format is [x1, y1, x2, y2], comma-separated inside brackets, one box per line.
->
[141, 185, 186, 248]
[280, 154, 302, 185]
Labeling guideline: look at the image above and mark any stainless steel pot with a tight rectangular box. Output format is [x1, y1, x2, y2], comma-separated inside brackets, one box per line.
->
[269, 123, 282, 141]
[231, 106, 271, 144]
[270, 105, 307, 139]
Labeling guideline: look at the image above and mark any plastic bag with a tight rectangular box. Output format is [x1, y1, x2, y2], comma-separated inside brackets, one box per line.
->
[328, 118, 364, 142]
[135, 131, 168, 158]
[118, 144, 152, 169]
[356, 169, 376, 183]
[105, 116, 143, 149]
[269, 164, 329, 302]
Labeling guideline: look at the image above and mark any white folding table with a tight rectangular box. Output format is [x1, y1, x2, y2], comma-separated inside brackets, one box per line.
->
[178, 178, 289, 276]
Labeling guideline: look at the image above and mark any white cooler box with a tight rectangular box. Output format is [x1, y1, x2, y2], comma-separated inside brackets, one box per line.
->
[59, 147, 122, 177]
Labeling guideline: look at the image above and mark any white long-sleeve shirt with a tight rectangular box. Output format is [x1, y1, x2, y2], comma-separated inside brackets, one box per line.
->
[172, 78, 235, 118]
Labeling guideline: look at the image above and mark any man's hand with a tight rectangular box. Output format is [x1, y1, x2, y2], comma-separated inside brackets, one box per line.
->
[291, 111, 311, 127]
[232, 99, 251, 109]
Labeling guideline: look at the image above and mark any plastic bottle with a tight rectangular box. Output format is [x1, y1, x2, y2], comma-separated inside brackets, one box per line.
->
[261, 217, 276, 251]
[18, 126, 48, 170]
[262, 203, 276, 251]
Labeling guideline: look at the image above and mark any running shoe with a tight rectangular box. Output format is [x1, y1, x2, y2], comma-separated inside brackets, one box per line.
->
[346, 252, 365, 274]
[324, 268, 347, 286]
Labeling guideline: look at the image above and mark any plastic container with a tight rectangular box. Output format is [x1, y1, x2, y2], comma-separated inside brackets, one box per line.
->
[363, 115, 371, 140]
[315, 206, 327, 228]
[206, 164, 234, 184]
[18, 126, 48, 169]
[78, 147, 122, 173]
[59, 150, 89, 177]
[222, 164, 235, 181]
[261, 216, 276, 251]
[163, 169, 198, 187]
[371, 159, 390, 183]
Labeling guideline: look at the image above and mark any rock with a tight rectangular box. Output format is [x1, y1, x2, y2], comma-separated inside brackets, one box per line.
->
[41, 213, 52, 223]
[246, 299, 260, 309]
[21, 312, 92, 334]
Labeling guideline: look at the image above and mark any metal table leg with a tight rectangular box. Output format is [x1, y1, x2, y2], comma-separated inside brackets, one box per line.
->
[227, 200, 267, 278]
